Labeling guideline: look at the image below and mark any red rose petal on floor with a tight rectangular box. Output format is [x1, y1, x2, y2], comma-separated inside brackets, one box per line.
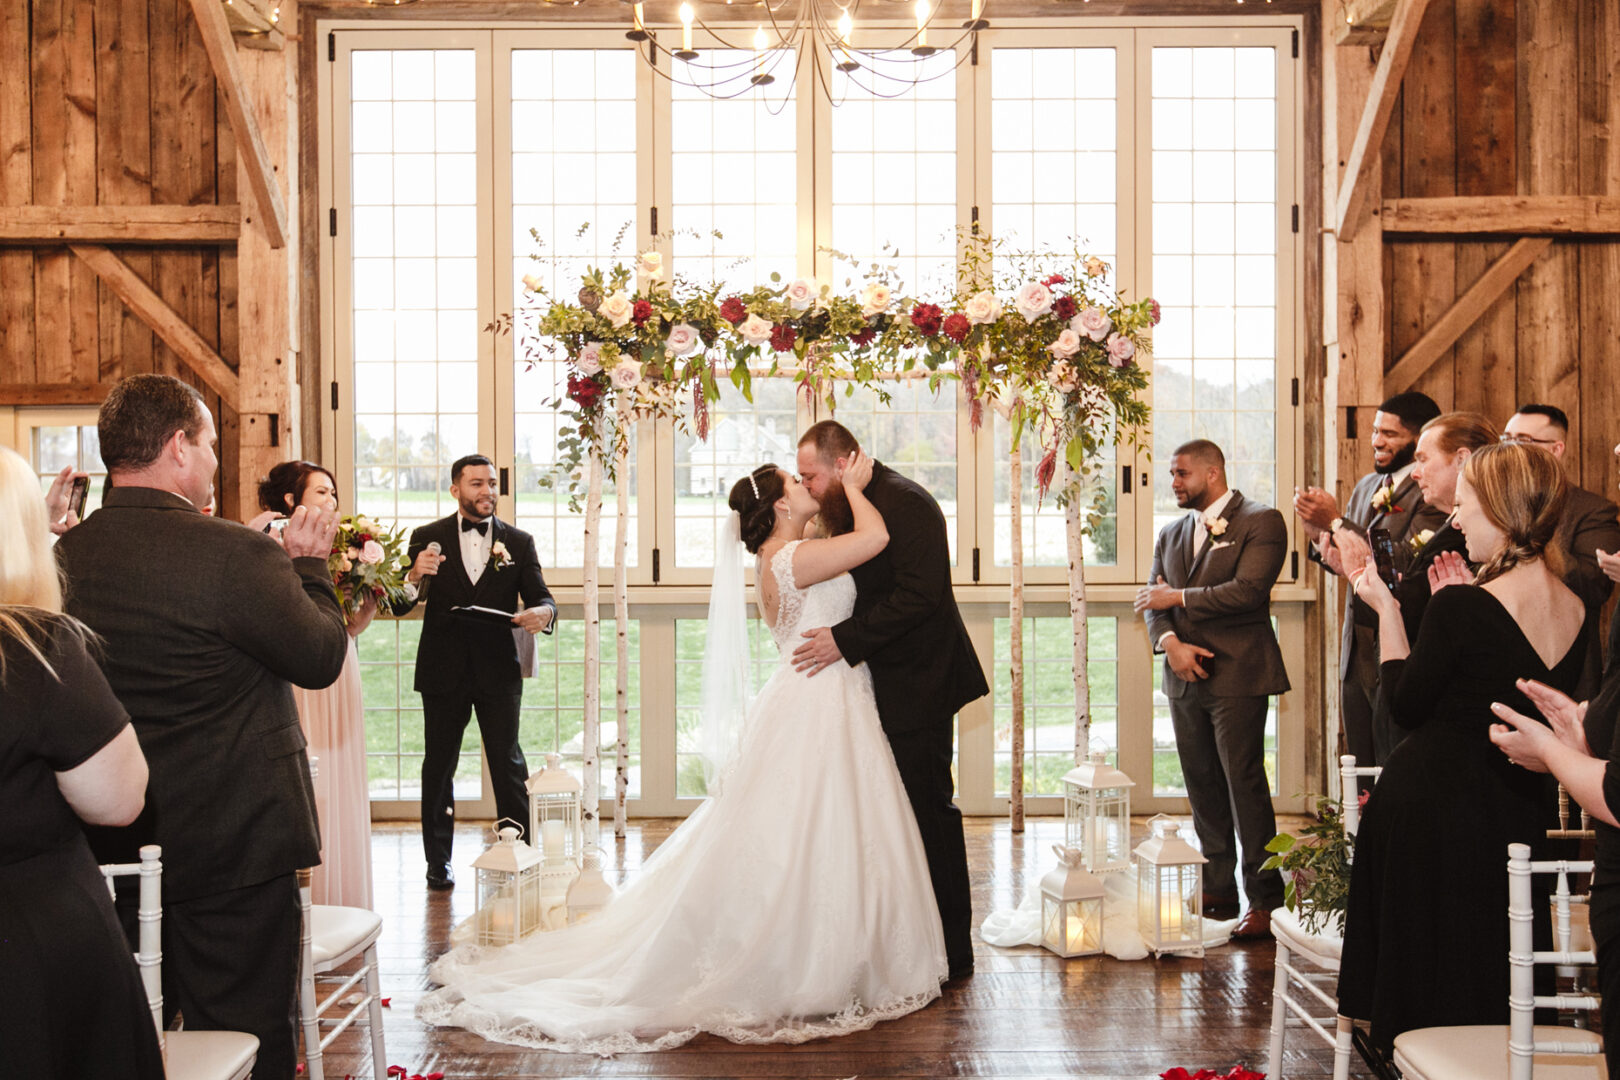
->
[380, 997, 392, 1007]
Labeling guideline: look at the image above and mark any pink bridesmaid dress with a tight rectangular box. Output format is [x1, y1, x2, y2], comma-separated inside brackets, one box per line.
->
[293, 633, 374, 909]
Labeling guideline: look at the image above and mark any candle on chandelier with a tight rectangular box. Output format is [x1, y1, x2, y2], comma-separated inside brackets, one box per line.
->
[753, 25, 768, 75]
[836, 9, 852, 46]
[914, 0, 928, 47]
[679, 2, 694, 52]
[632, 2, 644, 32]
[971, 0, 982, 21]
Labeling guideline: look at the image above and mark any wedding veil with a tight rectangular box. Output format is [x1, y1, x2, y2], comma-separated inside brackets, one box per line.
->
[698, 511, 752, 794]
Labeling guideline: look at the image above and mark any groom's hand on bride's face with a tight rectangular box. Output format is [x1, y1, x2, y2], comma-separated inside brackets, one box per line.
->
[793, 627, 842, 676]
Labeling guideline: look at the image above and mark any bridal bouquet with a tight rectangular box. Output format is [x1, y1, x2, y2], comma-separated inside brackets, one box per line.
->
[328, 514, 412, 621]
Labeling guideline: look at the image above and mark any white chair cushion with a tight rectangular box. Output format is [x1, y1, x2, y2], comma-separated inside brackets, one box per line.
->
[163, 1030, 259, 1080]
[310, 905, 383, 969]
[1393, 1024, 1605, 1080]
[1270, 905, 1344, 963]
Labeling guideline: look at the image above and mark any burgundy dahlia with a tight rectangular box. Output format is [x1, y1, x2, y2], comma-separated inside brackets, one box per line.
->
[1053, 294, 1078, 322]
[567, 373, 605, 410]
[850, 326, 877, 347]
[770, 323, 798, 353]
[719, 297, 748, 325]
[942, 312, 971, 344]
[631, 299, 654, 326]
[910, 303, 943, 337]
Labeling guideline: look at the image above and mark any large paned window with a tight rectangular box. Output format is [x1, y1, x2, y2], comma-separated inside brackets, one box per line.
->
[321, 20, 1305, 818]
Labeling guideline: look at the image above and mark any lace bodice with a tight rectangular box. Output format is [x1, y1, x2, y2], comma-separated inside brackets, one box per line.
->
[767, 540, 857, 653]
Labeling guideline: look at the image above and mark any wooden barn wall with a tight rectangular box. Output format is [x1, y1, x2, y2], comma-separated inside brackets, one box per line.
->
[0, 0, 242, 516]
[1379, 0, 1620, 497]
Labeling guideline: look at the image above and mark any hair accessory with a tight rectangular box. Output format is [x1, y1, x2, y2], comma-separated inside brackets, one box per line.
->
[748, 473, 760, 500]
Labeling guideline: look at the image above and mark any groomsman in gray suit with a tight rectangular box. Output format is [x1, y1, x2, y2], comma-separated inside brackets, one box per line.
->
[1135, 439, 1288, 940]
[1294, 392, 1446, 779]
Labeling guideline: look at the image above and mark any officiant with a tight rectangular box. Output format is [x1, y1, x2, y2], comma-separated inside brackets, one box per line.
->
[394, 454, 557, 891]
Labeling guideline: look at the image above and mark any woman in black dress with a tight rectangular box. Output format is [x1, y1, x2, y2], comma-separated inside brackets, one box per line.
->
[0, 445, 164, 1079]
[1487, 439, 1620, 1078]
[1336, 442, 1588, 1060]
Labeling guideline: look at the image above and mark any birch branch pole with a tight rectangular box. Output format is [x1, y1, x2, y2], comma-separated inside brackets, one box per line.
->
[612, 399, 632, 839]
[1008, 441, 1025, 833]
[1064, 461, 1091, 763]
[580, 432, 604, 850]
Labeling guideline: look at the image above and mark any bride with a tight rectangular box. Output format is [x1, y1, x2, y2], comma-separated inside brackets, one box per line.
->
[417, 449, 948, 1055]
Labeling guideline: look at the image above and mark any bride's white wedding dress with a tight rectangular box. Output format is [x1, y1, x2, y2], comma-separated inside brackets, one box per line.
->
[417, 540, 947, 1055]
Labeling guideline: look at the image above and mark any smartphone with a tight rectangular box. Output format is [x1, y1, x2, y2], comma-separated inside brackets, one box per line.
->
[1369, 526, 1400, 590]
[67, 475, 89, 521]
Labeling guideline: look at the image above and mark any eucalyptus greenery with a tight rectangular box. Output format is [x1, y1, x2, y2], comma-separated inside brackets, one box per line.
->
[1261, 795, 1356, 935]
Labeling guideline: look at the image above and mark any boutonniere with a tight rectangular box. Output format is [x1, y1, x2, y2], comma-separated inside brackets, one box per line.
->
[1409, 528, 1435, 557]
[1371, 485, 1402, 515]
[1206, 516, 1229, 538]
[489, 540, 514, 571]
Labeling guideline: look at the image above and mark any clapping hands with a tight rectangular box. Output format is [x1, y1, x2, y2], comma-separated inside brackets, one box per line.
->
[1489, 678, 1592, 772]
[1428, 550, 1473, 593]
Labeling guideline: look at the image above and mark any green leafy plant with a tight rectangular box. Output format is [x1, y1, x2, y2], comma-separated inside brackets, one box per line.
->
[1261, 795, 1355, 935]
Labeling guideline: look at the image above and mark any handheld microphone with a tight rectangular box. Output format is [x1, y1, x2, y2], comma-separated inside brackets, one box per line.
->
[418, 541, 442, 601]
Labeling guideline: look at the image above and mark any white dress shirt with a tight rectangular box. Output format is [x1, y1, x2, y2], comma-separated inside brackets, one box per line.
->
[459, 512, 493, 586]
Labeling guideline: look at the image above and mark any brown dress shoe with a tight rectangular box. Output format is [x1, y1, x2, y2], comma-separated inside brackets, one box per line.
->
[1230, 908, 1272, 940]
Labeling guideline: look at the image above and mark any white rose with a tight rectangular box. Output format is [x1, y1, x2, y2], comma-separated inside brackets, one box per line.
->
[599, 290, 633, 329]
[784, 277, 818, 311]
[1046, 359, 1080, 393]
[520, 272, 543, 294]
[1014, 282, 1053, 322]
[1048, 328, 1082, 359]
[859, 282, 893, 318]
[610, 360, 641, 389]
[963, 290, 1002, 325]
[636, 250, 664, 280]
[739, 313, 774, 347]
[665, 322, 701, 357]
[576, 341, 605, 376]
[1072, 306, 1113, 342]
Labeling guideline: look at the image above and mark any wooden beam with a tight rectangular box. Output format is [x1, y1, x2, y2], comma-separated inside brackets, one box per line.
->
[0, 382, 115, 406]
[1335, 0, 1432, 241]
[0, 205, 242, 244]
[1383, 237, 1552, 395]
[69, 244, 242, 408]
[223, 0, 286, 50]
[186, 0, 287, 248]
[1381, 196, 1620, 235]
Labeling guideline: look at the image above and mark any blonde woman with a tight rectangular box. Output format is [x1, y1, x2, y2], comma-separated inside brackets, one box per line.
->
[0, 445, 162, 1079]
[1336, 442, 1586, 1069]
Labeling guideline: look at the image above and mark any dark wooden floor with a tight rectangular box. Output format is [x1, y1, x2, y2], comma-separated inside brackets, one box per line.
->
[316, 815, 1370, 1080]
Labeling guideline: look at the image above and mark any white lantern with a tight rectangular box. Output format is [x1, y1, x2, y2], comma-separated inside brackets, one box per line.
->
[565, 845, 616, 925]
[526, 752, 582, 896]
[472, 823, 545, 946]
[1133, 815, 1208, 958]
[1062, 750, 1135, 874]
[1040, 845, 1106, 958]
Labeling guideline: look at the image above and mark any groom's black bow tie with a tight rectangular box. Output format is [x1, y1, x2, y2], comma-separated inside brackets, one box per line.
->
[461, 518, 489, 536]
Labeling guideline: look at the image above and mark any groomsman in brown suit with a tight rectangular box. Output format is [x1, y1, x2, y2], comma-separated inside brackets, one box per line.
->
[1501, 405, 1620, 696]
[1294, 392, 1446, 779]
[1135, 439, 1289, 939]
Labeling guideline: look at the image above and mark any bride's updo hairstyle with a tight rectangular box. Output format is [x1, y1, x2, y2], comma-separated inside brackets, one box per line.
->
[1462, 441, 1568, 586]
[728, 464, 786, 555]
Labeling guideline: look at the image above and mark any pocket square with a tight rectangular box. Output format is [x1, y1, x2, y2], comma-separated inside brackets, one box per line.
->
[1208, 540, 1234, 552]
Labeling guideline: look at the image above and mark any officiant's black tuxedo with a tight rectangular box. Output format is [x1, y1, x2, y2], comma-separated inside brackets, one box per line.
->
[1144, 490, 1288, 910]
[830, 461, 987, 973]
[394, 514, 556, 871]
[57, 485, 348, 1080]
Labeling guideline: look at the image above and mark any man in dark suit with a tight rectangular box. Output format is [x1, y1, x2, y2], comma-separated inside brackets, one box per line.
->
[791, 420, 988, 980]
[1503, 405, 1620, 697]
[1294, 392, 1445, 779]
[395, 454, 557, 889]
[58, 374, 347, 1080]
[1135, 439, 1288, 939]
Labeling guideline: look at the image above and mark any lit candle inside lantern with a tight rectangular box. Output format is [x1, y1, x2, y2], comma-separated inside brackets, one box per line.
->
[541, 820, 565, 860]
[1066, 912, 1085, 951]
[482, 896, 514, 938]
[914, 0, 929, 47]
[1159, 889, 1184, 936]
[679, 2, 694, 52]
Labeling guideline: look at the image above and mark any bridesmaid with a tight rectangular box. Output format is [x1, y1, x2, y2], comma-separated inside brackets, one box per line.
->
[254, 461, 375, 909]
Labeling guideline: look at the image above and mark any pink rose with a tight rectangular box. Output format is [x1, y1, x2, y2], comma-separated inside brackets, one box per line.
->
[360, 539, 385, 565]
[665, 322, 701, 357]
[1106, 332, 1136, 367]
[1014, 282, 1054, 322]
[1073, 306, 1112, 342]
[1048, 327, 1082, 359]
[576, 341, 605, 376]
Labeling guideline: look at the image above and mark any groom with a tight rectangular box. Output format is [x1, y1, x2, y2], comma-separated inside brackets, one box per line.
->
[792, 420, 987, 980]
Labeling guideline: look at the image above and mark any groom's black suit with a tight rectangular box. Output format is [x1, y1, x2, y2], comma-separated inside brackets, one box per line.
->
[830, 461, 987, 973]
[395, 514, 556, 870]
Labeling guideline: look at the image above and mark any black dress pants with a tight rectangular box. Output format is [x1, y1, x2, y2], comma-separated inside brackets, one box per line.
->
[420, 687, 530, 869]
[118, 872, 303, 1080]
[886, 720, 974, 973]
